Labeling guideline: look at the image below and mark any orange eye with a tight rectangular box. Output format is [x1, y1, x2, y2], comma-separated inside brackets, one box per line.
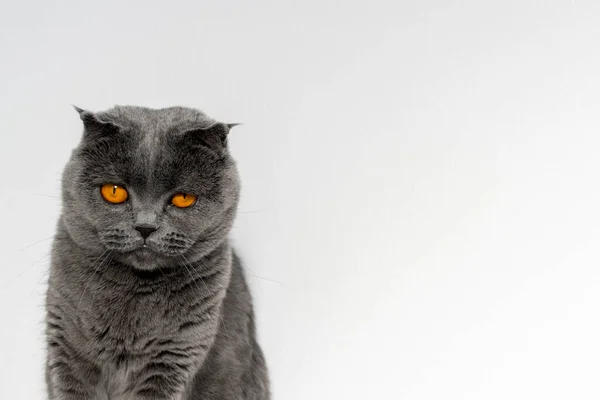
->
[101, 184, 128, 204]
[171, 193, 197, 208]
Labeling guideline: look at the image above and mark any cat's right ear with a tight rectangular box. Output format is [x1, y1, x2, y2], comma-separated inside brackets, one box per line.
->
[73, 105, 120, 139]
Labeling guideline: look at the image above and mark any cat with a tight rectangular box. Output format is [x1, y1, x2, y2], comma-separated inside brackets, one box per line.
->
[45, 106, 270, 399]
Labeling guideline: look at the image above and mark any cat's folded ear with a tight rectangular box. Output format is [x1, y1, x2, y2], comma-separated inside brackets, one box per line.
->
[183, 122, 239, 154]
[73, 105, 121, 139]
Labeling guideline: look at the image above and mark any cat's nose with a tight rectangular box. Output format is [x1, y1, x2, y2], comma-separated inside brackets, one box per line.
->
[135, 224, 158, 240]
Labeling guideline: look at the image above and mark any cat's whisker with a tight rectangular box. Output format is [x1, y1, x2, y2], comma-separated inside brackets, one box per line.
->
[76, 250, 111, 312]
[89, 252, 114, 306]
[20, 236, 54, 251]
[242, 264, 265, 296]
[246, 272, 285, 286]
[33, 193, 61, 199]
[0, 252, 51, 290]
[154, 262, 167, 278]
[236, 209, 267, 214]
[28, 268, 51, 298]
[180, 254, 234, 349]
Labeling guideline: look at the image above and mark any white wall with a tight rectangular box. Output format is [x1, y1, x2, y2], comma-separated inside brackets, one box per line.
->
[2, 0, 600, 398]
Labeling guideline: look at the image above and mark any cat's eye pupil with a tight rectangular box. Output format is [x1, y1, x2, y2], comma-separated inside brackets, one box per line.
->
[101, 184, 128, 204]
[171, 193, 196, 208]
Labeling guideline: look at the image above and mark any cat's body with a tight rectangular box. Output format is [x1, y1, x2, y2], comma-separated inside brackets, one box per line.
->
[45, 106, 269, 399]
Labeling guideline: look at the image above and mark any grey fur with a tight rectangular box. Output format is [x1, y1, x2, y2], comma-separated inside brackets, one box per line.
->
[45, 106, 269, 399]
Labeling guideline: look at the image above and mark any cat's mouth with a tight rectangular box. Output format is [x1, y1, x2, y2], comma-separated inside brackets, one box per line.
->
[135, 245, 154, 257]
[120, 246, 165, 270]
[116, 240, 190, 270]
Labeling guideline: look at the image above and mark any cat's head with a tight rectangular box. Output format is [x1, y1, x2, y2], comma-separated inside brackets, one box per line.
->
[61, 105, 240, 270]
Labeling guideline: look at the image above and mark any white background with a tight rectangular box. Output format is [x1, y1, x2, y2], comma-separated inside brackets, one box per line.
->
[1, 1, 600, 399]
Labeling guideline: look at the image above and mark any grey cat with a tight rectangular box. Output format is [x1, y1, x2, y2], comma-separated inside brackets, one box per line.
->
[45, 106, 270, 399]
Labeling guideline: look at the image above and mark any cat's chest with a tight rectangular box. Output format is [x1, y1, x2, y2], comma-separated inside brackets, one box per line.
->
[81, 287, 184, 358]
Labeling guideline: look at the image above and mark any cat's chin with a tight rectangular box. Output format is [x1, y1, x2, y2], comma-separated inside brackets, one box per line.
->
[119, 246, 171, 271]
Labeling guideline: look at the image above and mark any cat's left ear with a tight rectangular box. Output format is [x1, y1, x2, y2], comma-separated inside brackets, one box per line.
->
[183, 122, 239, 153]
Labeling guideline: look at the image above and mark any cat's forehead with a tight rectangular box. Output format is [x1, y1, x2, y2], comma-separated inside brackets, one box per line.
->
[99, 106, 217, 136]
[99, 106, 219, 164]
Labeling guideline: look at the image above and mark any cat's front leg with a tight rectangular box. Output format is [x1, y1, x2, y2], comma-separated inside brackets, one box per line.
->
[46, 359, 93, 400]
[134, 383, 186, 400]
[130, 361, 197, 400]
